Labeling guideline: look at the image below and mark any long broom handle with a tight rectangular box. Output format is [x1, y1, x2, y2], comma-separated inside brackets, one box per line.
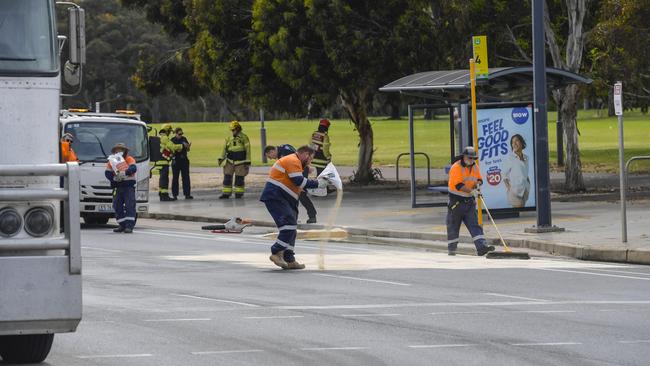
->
[479, 194, 511, 252]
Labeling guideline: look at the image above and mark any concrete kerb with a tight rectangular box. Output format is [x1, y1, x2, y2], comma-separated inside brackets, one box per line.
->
[140, 212, 643, 265]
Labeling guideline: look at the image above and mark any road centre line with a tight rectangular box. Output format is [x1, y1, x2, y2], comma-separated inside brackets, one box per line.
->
[483, 293, 548, 302]
[510, 342, 581, 346]
[191, 349, 264, 355]
[141, 230, 243, 243]
[341, 313, 401, 317]
[300, 347, 368, 351]
[516, 310, 576, 313]
[618, 340, 650, 344]
[430, 311, 490, 315]
[276, 300, 650, 310]
[244, 315, 304, 319]
[144, 318, 211, 322]
[408, 344, 477, 349]
[312, 273, 411, 286]
[581, 268, 650, 277]
[76, 354, 153, 359]
[171, 293, 260, 308]
[81, 246, 124, 253]
[537, 268, 650, 281]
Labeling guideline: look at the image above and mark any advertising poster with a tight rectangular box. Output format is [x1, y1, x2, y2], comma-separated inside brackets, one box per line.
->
[476, 105, 536, 210]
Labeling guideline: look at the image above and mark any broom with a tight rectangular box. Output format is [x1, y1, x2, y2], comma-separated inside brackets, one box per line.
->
[478, 194, 530, 260]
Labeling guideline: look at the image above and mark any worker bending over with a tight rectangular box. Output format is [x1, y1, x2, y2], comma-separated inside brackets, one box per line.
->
[261, 145, 327, 269]
[265, 144, 318, 223]
[447, 146, 495, 256]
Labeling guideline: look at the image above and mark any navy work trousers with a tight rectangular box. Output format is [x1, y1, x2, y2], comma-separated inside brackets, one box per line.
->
[446, 195, 489, 252]
[264, 198, 299, 263]
[113, 185, 136, 229]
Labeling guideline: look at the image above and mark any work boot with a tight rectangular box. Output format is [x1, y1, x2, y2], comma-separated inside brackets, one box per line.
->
[124, 227, 133, 234]
[185, 195, 194, 200]
[218, 194, 230, 199]
[235, 193, 244, 199]
[269, 251, 288, 269]
[477, 245, 496, 256]
[171, 196, 178, 201]
[113, 226, 125, 233]
[306, 217, 317, 224]
[448, 251, 456, 256]
[285, 260, 306, 270]
[160, 194, 173, 201]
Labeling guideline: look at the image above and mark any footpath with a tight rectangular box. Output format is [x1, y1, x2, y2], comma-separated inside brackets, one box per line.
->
[143, 167, 650, 265]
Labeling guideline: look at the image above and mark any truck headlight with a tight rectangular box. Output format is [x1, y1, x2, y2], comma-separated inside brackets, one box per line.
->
[24, 207, 54, 237]
[0, 208, 22, 237]
[136, 190, 148, 201]
[137, 178, 149, 191]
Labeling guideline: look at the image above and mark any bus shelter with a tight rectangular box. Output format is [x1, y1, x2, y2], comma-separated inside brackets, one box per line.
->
[380, 66, 591, 210]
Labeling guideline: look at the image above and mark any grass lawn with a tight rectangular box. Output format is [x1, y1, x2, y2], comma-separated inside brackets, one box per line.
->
[152, 109, 649, 173]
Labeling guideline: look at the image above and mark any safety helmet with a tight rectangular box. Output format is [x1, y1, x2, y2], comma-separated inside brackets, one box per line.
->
[111, 143, 129, 154]
[462, 146, 478, 159]
[229, 120, 242, 131]
[319, 119, 331, 128]
[161, 123, 173, 132]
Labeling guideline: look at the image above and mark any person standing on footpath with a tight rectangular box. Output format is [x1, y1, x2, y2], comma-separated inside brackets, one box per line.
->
[218, 121, 250, 199]
[262, 146, 328, 269]
[171, 127, 193, 200]
[264, 144, 318, 223]
[446, 146, 495, 256]
[309, 119, 332, 175]
[157, 124, 183, 201]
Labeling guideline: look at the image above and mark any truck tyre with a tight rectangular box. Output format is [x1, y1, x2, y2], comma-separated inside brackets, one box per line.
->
[84, 216, 109, 225]
[0, 334, 54, 364]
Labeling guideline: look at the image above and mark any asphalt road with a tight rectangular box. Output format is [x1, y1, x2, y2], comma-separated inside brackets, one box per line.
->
[21, 219, 650, 366]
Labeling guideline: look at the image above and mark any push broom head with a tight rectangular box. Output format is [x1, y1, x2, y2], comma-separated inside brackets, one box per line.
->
[486, 251, 531, 260]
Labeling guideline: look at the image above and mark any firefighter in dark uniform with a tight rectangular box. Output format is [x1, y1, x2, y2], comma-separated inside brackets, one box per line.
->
[157, 124, 183, 201]
[218, 121, 250, 199]
[309, 119, 332, 175]
[265, 144, 318, 223]
[446, 146, 495, 256]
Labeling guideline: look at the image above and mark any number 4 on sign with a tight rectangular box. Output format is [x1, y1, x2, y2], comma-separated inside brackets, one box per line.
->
[475, 55, 481, 64]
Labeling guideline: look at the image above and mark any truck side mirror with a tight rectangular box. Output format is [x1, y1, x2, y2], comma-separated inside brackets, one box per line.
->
[68, 7, 86, 65]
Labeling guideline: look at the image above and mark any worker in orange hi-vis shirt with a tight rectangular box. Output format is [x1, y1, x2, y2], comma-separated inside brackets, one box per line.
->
[60, 133, 78, 163]
[260, 145, 328, 270]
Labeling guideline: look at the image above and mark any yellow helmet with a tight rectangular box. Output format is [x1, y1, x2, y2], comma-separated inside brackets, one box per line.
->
[229, 120, 241, 131]
[161, 123, 173, 132]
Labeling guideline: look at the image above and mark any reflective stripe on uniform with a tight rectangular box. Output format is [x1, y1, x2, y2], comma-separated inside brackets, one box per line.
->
[472, 235, 485, 241]
[447, 238, 459, 244]
[273, 162, 286, 173]
[275, 238, 294, 248]
[288, 172, 303, 178]
[278, 225, 298, 231]
[266, 178, 299, 200]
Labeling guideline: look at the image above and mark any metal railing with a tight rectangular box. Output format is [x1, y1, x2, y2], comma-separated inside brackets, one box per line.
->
[395, 152, 431, 188]
[0, 163, 81, 274]
[621, 156, 650, 243]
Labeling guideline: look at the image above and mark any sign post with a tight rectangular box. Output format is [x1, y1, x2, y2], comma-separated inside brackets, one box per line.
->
[471, 36, 488, 225]
[614, 82, 626, 242]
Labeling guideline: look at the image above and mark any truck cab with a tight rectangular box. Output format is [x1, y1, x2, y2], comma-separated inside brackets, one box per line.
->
[60, 110, 150, 225]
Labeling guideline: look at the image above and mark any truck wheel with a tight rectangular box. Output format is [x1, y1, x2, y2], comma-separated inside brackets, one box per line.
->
[0, 334, 54, 364]
[84, 216, 109, 225]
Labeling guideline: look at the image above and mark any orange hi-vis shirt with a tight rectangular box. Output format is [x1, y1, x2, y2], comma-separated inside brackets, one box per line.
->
[262, 153, 318, 202]
[60, 141, 78, 162]
[448, 160, 483, 198]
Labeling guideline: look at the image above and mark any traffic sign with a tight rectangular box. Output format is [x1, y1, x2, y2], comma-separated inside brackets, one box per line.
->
[472, 36, 488, 80]
[614, 82, 623, 116]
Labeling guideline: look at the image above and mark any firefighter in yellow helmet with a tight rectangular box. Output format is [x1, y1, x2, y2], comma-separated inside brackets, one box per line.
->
[218, 121, 250, 199]
[157, 123, 183, 201]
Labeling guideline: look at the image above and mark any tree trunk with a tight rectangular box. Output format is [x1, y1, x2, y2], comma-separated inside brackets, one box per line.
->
[558, 84, 585, 191]
[340, 89, 374, 184]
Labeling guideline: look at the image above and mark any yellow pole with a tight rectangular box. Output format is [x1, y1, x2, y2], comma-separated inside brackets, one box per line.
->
[469, 58, 483, 226]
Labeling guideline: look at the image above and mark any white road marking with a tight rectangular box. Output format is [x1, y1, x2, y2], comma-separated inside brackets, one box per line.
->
[516, 310, 576, 314]
[618, 340, 650, 344]
[171, 293, 260, 308]
[141, 230, 243, 243]
[538, 268, 650, 281]
[244, 315, 304, 319]
[312, 273, 411, 286]
[430, 311, 490, 315]
[144, 318, 211, 322]
[483, 292, 548, 302]
[76, 354, 153, 359]
[408, 344, 477, 349]
[191, 349, 264, 355]
[300, 347, 368, 351]
[510, 342, 581, 346]
[277, 300, 650, 310]
[581, 268, 650, 277]
[81, 246, 123, 253]
[341, 313, 401, 317]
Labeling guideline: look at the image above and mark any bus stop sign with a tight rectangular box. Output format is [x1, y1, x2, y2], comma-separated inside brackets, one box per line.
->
[472, 36, 488, 80]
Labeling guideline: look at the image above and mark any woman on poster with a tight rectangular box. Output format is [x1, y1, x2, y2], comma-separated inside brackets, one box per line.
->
[502, 134, 530, 208]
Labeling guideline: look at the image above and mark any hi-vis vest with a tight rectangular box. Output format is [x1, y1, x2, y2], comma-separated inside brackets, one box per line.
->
[309, 131, 331, 168]
[447, 160, 483, 198]
[266, 154, 307, 201]
[105, 155, 137, 182]
[221, 132, 251, 165]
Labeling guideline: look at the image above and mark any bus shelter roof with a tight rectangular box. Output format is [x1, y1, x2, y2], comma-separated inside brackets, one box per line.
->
[379, 66, 592, 103]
